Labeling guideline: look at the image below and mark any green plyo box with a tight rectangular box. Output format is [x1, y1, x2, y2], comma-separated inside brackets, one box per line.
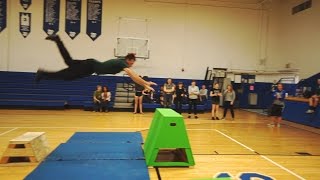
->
[144, 108, 195, 166]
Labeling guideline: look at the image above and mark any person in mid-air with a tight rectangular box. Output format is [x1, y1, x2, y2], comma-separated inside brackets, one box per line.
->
[35, 35, 156, 91]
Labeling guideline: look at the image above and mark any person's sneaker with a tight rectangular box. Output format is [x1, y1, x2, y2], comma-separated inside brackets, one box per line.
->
[195, 116, 198, 119]
[216, 117, 220, 120]
[306, 109, 314, 114]
[267, 123, 275, 127]
[35, 69, 44, 83]
[221, 117, 225, 120]
[277, 124, 281, 128]
[45, 34, 60, 41]
[212, 117, 215, 120]
[188, 115, 191, 118]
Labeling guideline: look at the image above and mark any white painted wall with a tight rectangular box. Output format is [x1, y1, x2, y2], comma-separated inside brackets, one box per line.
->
[0, 0, 269, 79]
[267, 0, 320, 79]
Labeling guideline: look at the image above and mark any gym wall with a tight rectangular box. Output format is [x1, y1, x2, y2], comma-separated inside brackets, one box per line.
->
[0, 0, 318, 79]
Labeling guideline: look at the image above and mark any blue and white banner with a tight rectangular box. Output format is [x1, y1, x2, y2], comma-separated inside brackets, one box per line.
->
[65, 0, 81, 39]
[43, 0, 60, 35]
[86, 0, 102, 41]
[19, 12, 31, 38]
[20, 0, 32, 10]
[0, 0, 7, 33]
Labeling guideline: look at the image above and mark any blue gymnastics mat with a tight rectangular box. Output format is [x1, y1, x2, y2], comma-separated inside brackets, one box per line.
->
[25, 160, 150, 180]
[45, 143, 145, 161]
[67, 132, 143, 143]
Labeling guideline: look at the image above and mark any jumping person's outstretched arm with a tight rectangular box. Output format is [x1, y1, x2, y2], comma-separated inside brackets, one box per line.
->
[124, 68, 157, 91]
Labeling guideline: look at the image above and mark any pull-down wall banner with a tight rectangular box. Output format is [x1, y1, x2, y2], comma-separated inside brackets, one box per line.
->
[65, 0, 81, 39]
[19, 12, 31, 38]
[86, 0, 102, 41]
[0, 0, 6, 33]
[43, 0, 60, 35]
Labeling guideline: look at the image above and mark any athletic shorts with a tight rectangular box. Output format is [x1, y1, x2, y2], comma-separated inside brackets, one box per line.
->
[270, 104, 284, 117]
[135, 91, 143, 97]
[212, 99, 220, 105]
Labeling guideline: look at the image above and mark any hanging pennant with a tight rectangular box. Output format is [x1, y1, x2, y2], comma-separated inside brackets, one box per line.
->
[43, 0, 60, 35]
[65, 0, 81, 40]
[86, 0, 102, 41]
[19, 12, 31, 38]
[0, 0, 7, 33]
[20, 0, 32, 10]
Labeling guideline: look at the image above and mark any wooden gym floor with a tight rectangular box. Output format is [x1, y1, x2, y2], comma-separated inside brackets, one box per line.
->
[0, 109, 319, 180]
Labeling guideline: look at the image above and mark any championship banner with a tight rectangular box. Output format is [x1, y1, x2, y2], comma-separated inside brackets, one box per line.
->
[20, 0, 32, 10]
[0, 0, 7, 33]
[19, 12, 31, 38]
[65, 0, 81, 39]
[86, 0, 102, 41]
[43, 0, 60, 35]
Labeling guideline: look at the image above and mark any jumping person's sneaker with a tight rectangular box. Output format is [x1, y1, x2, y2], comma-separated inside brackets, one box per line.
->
[195, 116, 198, 119]
[306, 109, 315, 114]
[221, 117, 225, 120]
[216, 117, 220, 120]
[212, 117, 215, 120]
[45, 34, 60, 42]
[188, 115, 191, 118]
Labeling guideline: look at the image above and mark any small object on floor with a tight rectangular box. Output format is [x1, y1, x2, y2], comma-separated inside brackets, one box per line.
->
[306, 109, 314, 114]
[267, 123, 275, 127]
[188, 115, 191, 118]
[195, 116, 198, 119]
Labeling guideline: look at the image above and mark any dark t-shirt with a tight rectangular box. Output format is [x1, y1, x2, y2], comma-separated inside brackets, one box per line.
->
[211, 88, 221, 101]
[175, 88, 186, 100]
[135, 83, 144, 92]
[93, 58, 128, 75]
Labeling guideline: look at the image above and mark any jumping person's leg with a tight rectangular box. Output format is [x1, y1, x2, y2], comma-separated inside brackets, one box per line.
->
[222, 101, 229, 119]
[230, 104, 235, 120]
[45, 35, 77, 66]
[211, 104, 215, 120]
[215, 104, 220, 120]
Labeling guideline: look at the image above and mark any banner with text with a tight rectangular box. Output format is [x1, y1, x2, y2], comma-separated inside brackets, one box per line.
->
[0, 0, 7, 33]
[19, 12, 31, 38]
[65, 0, 81, 39]
[20, 0, 32, 10]
[86, 0, 102, 41]
[43, 0, 60, 35]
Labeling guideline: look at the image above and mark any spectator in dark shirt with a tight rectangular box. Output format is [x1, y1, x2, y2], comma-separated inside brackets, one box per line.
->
[134, 77, 145, 114]
[268, 83, 287, 127]
[210, 83, 222, 120]
[93, 85, 103, 112]
[174, 82, 186, 114]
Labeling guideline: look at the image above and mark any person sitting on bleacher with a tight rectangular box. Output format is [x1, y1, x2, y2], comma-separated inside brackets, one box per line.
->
[93, 85, 103, 112]
[101, 86, 111, 112]
[306, 79, 320, 113]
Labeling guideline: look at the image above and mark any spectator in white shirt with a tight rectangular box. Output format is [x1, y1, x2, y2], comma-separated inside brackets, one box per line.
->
[188, 80, 200, 119]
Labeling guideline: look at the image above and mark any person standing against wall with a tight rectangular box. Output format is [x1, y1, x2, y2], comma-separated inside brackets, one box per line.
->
[163, 78, 175, 108]
[269, 83, 287, 127]
[221, 85, 236, 120]
[210, 83, 222, 120]
[188, 80, 200, 119]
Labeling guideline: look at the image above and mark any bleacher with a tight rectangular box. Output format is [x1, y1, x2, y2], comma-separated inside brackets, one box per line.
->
[0, 71, 209, 111]
[0, 71, 116, 109]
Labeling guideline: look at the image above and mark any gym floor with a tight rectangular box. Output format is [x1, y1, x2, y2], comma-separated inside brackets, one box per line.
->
[0, 109, 319, 180]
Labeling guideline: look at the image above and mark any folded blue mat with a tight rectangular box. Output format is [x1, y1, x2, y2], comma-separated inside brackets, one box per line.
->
[25, 160, 150, 180]
[67, 132, 143, 144]
[45, 143, 145, 161]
